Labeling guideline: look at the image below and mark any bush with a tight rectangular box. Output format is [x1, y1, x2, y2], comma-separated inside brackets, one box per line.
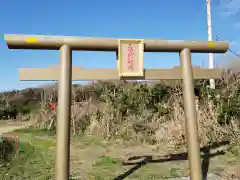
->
[18, 106, 31, 115]
[14, 77, 240, 149]
[0, 137, 16, 163]
[0, 105, 18, 120]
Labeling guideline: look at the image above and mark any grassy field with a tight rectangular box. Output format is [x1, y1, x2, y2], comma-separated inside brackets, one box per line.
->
[0, 128, 239, 180]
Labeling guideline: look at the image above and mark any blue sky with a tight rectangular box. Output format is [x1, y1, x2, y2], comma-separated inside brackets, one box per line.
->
[0, 0, 239, 91]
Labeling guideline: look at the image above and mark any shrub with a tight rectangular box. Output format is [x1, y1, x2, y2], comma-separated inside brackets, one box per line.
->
[0, 137, 16, 163]
[11, 77, 240, 149]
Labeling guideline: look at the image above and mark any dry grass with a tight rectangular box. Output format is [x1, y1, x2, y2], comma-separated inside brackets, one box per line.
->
[28, 74, 240, 153]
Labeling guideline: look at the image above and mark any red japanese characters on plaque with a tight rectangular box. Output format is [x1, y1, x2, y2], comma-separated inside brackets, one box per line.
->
[127, 44, 134, 71]
[118, 39, 144, 77]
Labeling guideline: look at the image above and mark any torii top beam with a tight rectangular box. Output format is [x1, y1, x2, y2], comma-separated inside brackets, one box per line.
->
[4, 34, 229, 53]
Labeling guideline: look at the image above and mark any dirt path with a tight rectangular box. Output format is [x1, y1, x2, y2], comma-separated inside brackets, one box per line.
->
[0, 120, 32, 136]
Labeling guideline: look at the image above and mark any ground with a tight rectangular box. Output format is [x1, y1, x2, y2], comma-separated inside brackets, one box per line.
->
[0, 121, 240, 180]
[0, 120, 32, 136]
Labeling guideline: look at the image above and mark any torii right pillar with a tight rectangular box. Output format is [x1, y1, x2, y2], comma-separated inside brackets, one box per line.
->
[180, 48, 202, 180]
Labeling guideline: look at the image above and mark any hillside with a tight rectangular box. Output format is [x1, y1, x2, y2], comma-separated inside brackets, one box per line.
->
[0, 74, 240, 179]
[0, 76, 239, 144]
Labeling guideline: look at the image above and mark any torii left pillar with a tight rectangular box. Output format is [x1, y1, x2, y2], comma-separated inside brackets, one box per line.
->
[55, 44, 72, 180]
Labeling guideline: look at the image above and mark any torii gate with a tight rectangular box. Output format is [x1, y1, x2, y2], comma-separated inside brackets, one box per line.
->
[4, 34, 229, 180]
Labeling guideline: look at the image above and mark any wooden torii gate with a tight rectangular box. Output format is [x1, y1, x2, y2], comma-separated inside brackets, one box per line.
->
[4, 34, 229, 180]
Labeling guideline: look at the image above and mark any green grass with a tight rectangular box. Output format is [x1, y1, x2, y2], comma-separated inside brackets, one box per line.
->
[0, 141, 55, 180]
[12, 128, 55, 137]
[92, 156, 121, 171]
[72, 135, 106, 147]
[0, 128, 240, 179]
[0, 128, 56, 180]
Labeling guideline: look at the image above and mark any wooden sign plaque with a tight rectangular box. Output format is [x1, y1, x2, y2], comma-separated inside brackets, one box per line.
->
[118, 39, 144, 77]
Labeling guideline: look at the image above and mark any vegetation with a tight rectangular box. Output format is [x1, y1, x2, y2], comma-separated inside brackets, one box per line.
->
[0, 129, 56, 180]
[1, 73, 240, 149]
[0, 67, 240, 179]
[25, 77, 239, 150]
[0, 128, 239, 179]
